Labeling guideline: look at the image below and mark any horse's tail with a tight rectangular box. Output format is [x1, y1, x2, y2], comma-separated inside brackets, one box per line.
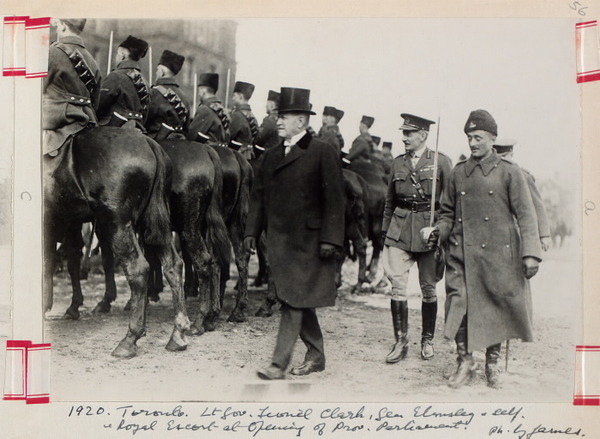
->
[141, 137, 172, 247]
[231, 152, 254, 232]
[205, 147, 232, 267]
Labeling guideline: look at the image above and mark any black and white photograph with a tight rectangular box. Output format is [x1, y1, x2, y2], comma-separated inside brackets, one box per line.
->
[41, 17, 581, 403]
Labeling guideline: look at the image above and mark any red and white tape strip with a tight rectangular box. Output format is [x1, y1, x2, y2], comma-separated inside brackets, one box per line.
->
[25, 17, 50, 79]
[576, 20, 600, 83]
[2, 16, 28, 77]
[574, 345, 600, 405]
[3, 340, 51, 404]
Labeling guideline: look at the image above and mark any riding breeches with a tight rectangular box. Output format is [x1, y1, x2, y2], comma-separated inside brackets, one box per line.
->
[382, 246, 438, 303]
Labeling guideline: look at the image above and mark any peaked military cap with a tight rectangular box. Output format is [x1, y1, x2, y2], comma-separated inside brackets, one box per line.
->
[399, 113, 435, 131]
[198, 73, 219, 92]
[334, 108, 345, 122]
[233, 81, 255, 100]
[493, 137, 517, 154]
[267, 90, 280, 104]
[278, 87, 316, 115]
[323, 106, 337, 117]
[382, 141, 392, 149]
[158, 50, 184, 75]
[372, 136, 381, 146]
[361, 115, 375, 128]
[119, 35, 149, 61]
[61, 18, 86, 32]
[464, 109, 497, 135]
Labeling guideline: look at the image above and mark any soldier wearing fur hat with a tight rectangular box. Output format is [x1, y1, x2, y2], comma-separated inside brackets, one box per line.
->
[229, 81, 259, 159]
[255, 90, 281, 150]
[381, 113, 452, 364]
[146, 49, 190, 139]
[187, 73, 230, 143]
[423, 109, 542, 389]
[347, 115, 375, 162]
[43, 18, 102, 156]
[97, 35, 150, 130]
[318, 106, 345, 153]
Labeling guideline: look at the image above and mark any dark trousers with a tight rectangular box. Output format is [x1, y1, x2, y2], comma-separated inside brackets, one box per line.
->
[271, 303, 325, 370]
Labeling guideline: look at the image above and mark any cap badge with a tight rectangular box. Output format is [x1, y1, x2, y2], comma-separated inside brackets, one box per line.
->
[469, 122, 477, 128]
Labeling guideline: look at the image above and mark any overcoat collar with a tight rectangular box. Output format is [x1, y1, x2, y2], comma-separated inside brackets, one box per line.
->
[115, 59, 141, 71]
[155, 77, 179, 87]
[275, 130, 312, 172]
[464, 150, 502, 177]
[58, 35, 85, 48]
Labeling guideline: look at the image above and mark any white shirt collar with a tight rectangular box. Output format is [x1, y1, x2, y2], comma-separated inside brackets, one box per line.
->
[284, 129, 307, 147]
[412, 145, 426, 158]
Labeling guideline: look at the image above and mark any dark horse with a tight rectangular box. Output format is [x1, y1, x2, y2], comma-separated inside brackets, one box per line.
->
[44, 127, 190, 358]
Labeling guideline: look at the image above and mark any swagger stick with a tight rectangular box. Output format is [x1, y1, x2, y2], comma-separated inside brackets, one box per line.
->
[429, 116, 441, 227]
[106, 31, 114, 75]
[506, 340, 510, 372]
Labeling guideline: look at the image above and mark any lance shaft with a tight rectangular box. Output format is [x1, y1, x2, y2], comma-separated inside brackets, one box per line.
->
[429, 116, 441, 227]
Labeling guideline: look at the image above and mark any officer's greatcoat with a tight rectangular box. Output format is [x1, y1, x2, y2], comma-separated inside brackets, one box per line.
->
[146, 77, 190, 136]
[436, 151, 542, 351]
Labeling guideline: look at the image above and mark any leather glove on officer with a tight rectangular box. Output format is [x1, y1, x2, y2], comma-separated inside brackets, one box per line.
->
[244, 237, 338, 259]
[522, 256, 540, 279]
[419, 226, 440, 248]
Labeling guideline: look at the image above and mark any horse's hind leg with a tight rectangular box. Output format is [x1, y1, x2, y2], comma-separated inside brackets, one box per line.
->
[111, 222, 149, 359]
[92, 231, 117, 314]
[63, 223, 85, 320]
[186, 235, 218, 335]
[227, 225, 249, 323]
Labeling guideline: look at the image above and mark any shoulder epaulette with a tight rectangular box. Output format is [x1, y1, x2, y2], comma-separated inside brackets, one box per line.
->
[500, 156, 515, 164]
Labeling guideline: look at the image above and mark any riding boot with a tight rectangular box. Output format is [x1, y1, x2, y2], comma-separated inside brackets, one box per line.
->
[421, 301, 437, 360]
[485, 343, 502, 389]
[448, 315, 475, 388]
[385, 299, 408, 363]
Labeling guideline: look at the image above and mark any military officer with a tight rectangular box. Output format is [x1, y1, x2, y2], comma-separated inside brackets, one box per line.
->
[381, 113, 452, 363]
[97, 35, 150, 130]
[187, 73, 230, 143]
[43, 18, 101, 157]
[423, 110, 541, 389]
[255, 90, 281, 150]
[146, 49, 190, 139]
[244, 87, 345, 380]
[318, 106, 345, 153]
[493, 138, 551, 251]
[229, 81, 259, 159]
[346, 115, 375, 162]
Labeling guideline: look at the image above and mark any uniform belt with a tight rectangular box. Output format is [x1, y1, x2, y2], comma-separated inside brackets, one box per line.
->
[398, 199, 440, 212]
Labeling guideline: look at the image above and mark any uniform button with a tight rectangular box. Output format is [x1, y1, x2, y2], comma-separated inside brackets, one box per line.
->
[481, 244, 486, 248]
[129, 112, 132, 116]
[454, 241, 459, 246]
[79, 98, 84, 102]
[506, 244, 510, 248]
[70, 97, 75, 100]
[494, 164, 498, 168]
[460, 191, 466, 195]
[412, 194, 416, 198]
[484, 217, 489, 221]
[489, 190, 494, 195]
[458, 218, 462, 222]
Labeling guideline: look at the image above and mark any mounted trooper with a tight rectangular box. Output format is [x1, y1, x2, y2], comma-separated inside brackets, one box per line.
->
[347, 115, 375, 163]
[229, 81, 259, 160]
[187, 73, 230, 143]
[255, 90, 281, 150]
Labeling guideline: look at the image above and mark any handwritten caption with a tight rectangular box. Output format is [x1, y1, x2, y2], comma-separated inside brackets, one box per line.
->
[65, 404, 585, 438]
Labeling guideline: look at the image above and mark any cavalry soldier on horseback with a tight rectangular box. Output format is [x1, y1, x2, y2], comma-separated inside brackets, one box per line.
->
[229, 81, 259, 160]
[187, 73, 230, 143]
[97, 35, 150, 130]
[146, 49, 190, 140]
[43, 18, 101, 157]
[318, 106, 345, 153]
[255, 90, 281, 150]
[381, 113, 452, 363]
[347, 115, 375, 163]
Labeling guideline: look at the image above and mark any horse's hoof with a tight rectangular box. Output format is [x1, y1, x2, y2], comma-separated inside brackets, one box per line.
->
[111, 339, 138, 359]
[255, 306, 273, 318]
[92, 301, 111, 314]
[188, 324, 205, 336]
[148, 294, 160, 303]
[62, 308, 80, 320]
[123, 300, 132, 312]
[165, 338, 187, 352]
[203, 319, 216, 332]
[227, 309, 247, 323]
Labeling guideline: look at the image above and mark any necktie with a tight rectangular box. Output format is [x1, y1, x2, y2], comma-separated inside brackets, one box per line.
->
[284, 141, 294, 156]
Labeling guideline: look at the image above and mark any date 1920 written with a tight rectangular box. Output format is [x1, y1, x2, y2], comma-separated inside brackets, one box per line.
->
[68, 406, 107, 417]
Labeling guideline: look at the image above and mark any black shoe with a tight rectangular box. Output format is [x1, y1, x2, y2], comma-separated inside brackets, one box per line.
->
[448, 355, 476, 388]
[257, 364, 285, 380]
[485, 343, 502, 389]
[290, 360, 325, 376]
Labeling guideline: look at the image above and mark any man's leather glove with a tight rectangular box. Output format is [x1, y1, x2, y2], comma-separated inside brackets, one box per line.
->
[420, 226, 439, 248]
[522, 256, 539, 279]
[319, 243, 337, 259]
[244, 236, 256, 255]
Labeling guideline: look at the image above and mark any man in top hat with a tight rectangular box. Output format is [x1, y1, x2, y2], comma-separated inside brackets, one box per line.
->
[255, 90, 281, 150]
[97, 35, 150, 130]
[187, 73, 230, 143]
[381, 113, 453, 365]
[244, 87, 345, 380]
[318, 106, 345, 153]
[229, 81, 259, 160]
[493, 138, 551, 251]
[381, 141, 394, 176]
[422, 109, 541, 389]
[146, 49, 190, 140]
[43, 18, 102, 157]
[346, 115, 375, 162]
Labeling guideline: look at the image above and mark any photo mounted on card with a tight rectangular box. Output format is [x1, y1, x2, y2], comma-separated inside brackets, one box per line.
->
[41, 18, 582, 403]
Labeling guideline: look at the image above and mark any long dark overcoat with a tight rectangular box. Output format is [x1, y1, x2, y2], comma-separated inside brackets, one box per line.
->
[437, 151, 542, 351]
[245, 131, 345, 308]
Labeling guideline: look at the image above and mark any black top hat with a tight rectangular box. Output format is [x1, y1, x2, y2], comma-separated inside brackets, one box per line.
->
[62, 18, 87, 32]
[334, 108, 345, 122]
[493, 137, 517, 154]
[198, 73, 219, 92]
[119, 35, 149, 61]
[267, 90, 280, 104]
[464, 109, 497, 135]
[278, 87, 316, 115]
[361, 115, 375, 128]
[399, 113, 435, 131]
[233, 81, 255, 100]
[382, 141, 392, 149]
[372, 136, 381, 146]
[323, 106, 337, 117]
[158, 50, 184, 75]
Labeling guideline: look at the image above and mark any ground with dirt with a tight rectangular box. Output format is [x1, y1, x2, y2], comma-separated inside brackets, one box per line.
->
[45, 242, 578, 403]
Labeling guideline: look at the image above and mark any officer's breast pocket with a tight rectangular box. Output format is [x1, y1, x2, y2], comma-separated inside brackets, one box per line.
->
[393, 172, 408, 193]
[419, 170, 439, 196]
[386, 207, 408, 242]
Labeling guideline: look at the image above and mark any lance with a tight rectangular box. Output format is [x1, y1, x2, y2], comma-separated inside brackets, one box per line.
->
[429, 115, 441, 227]
[224, 67, 231, 110]
[148, 46, 153, 85]
[192, 72, 198, 118]
[106, 30, 114, 75]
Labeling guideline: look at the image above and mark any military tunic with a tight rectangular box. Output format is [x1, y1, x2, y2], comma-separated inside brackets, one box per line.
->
[43, 36, 101, 155]
[187, 96, 230, 143]
[255, 112, 280, 149]
[436, 151, 542, 352]
[97, 60, 150, 128]
[318, 125, 344, 153]
[347, 133, 373, 162]
[230, 103, 259, 159]
[146, 77, 190, 137]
